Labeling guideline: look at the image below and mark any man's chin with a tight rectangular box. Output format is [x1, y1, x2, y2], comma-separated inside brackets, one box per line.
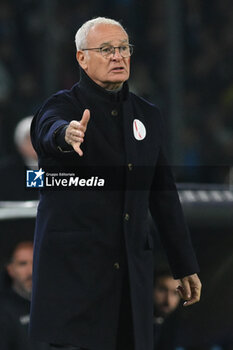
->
[159, 307, 173, 318]
[108, 72, 129, 82]
[24, 283, 32, 293]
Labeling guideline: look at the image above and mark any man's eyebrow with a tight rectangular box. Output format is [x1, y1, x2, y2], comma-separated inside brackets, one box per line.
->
[99, 39, 129, 46]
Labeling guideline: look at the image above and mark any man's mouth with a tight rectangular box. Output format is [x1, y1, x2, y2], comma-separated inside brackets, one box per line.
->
[111, 67, 125, 72]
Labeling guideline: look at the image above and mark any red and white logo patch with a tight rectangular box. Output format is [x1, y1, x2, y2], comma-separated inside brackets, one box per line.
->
[133, 119, 146, 140]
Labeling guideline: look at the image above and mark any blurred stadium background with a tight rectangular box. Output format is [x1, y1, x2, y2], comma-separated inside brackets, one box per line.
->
[0, 0, 232, 349]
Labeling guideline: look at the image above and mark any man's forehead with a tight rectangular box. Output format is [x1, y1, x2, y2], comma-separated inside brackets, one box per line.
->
[13, 246, 33, 260]
[87, 24, 128, 46]
[157, 276, 177, 287]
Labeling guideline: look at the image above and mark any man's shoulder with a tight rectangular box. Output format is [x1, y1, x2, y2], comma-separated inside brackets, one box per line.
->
[33, 82, 82, 123]
[0, 289, 17, 304]
[41, 82, 79, 109]
[0, 290, 14, 313]
[129, 91, 161, 113]
[0, 289, 30, 315]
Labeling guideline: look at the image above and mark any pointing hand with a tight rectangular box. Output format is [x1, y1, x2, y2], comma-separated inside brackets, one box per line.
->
[65, 109, 90, 156]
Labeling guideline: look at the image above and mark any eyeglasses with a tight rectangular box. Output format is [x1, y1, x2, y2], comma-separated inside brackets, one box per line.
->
[81, 44, 134, 58]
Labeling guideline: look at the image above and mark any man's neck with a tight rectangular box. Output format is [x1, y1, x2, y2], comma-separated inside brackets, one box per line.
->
[12, 284, 31, 301]
[106, 85, 123, 93]
[96, 80, 123, 91]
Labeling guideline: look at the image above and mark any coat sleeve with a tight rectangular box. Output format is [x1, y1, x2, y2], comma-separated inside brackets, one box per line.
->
[30, 93, 81, 156]
[149, 116, 199, 279]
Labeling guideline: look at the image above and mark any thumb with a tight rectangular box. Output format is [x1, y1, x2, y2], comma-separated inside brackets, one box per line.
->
[80, 109, 90, 128]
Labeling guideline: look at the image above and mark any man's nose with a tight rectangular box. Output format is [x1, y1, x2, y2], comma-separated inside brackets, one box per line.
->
[112, 48, 122, 59]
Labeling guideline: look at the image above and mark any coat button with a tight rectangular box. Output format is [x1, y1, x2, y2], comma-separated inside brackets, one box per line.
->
[128, 163, 133, 171]
[111, 109, 118, 116]
[113, 262, 120, 270]
[124, 213, 130, 221]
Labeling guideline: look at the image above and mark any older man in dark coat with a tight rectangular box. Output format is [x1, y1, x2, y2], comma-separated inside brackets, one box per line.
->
[29, 17, 201, 350]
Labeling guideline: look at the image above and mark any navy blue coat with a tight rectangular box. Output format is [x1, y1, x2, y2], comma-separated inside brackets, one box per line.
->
[30, 70, 199, 350]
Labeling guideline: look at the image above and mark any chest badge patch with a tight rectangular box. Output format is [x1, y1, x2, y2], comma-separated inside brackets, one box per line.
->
[133, 119, 146, 140]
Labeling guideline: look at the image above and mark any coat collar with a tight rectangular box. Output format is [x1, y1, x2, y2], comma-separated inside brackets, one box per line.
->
[78, 68, 129, 104]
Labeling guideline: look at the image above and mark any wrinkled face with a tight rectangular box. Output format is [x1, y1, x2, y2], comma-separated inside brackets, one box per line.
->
[153, 276, 180, 317]
[7, 243, 33, 295]
[77, 24, 130, 90]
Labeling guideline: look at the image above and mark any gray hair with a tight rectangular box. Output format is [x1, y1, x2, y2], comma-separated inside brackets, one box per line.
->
[14, 116, 33, 148]
[75, 17, 127, 51]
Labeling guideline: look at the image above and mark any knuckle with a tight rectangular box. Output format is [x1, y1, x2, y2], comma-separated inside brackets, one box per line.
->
[70, 120, 79, 128]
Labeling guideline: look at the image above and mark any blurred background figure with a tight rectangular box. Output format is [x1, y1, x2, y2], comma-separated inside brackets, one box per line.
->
[0, 116, 38, 201]
[14, 116, 38, 169]
[153, 268, 181, 350]
[0, 240, 49, 350]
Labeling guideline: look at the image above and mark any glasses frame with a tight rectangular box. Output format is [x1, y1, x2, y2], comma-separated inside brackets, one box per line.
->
[81, 44, 134, 58]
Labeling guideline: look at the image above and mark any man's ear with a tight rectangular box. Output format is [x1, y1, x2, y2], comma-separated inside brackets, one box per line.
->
[76, 51, 88, 70]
